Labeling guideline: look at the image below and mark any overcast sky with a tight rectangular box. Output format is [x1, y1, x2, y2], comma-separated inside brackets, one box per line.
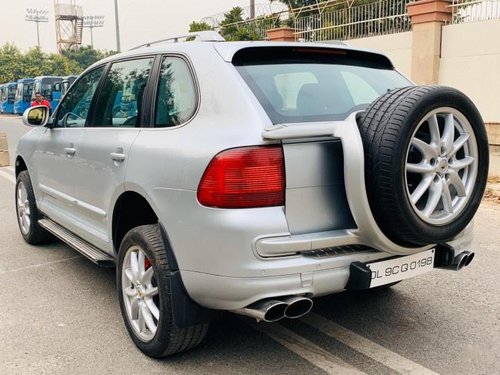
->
[0, 0, 272, 52]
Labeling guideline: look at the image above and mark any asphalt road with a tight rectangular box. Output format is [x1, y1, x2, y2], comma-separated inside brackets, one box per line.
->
[0, 114, 499, 374]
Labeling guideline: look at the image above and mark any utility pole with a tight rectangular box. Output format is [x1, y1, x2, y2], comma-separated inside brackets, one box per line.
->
[25, 8, 49, 48]
[114, 0, 121, 52]
[83, 16, 105, 48]
[250, 0, 255, 19]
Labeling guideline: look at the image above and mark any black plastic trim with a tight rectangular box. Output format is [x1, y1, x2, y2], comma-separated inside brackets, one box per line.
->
[158, 223, 219, 327]
[345, 261, 372, 290]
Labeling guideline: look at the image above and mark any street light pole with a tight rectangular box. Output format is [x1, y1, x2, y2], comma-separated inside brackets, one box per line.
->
[250, 0, 255, 19]
[114, 0, 121, 52]
[25, 9, 49, 49]
[83, 16, 105, 48]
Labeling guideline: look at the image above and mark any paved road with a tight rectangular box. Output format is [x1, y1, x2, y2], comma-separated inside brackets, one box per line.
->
[1, 115, 499, 374]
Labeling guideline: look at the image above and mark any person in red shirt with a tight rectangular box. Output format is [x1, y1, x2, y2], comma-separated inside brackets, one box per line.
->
[31, 92, 51, 110]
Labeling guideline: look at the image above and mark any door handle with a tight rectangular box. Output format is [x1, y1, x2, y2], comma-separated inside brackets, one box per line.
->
[110, 152, 126, 162]
[64, 147, 76, 157]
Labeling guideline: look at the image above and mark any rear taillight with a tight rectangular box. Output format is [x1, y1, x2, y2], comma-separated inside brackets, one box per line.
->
[197, 145, 285, 208]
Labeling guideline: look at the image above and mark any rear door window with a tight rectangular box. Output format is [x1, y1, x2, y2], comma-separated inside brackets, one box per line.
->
[91, 57, 154, 128]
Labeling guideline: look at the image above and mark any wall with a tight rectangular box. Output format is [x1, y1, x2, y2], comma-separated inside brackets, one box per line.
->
[347, 32, 413, 78]
[439, 19, 500, 123]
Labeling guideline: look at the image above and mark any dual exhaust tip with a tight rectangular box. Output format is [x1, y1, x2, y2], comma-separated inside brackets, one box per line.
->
[234, 296, 313, 323]
[436, 249, 475, 271]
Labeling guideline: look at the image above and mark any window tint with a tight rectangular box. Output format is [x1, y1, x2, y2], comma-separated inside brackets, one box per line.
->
[56, 67, 104, 128]
[92, 58, 153, 128]
[155, 57, 196, 127]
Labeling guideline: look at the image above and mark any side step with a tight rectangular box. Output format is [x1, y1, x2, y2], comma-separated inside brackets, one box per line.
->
[39, 218, 115, 267]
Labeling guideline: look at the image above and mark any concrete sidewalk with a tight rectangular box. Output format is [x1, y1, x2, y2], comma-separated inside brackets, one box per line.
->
[485, 150, 500, 202]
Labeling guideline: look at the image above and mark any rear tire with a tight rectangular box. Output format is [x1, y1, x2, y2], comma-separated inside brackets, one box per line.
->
[359, 86, 489, 246]
[117, 224, 209, 358]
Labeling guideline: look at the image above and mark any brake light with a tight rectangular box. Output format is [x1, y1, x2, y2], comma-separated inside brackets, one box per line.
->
[197, 145, 285, 208]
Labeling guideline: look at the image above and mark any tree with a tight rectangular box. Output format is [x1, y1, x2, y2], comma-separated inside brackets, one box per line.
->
[61, 46, 116, 72]
[219, 7, 260, 41]
[189, 21, 212, 32]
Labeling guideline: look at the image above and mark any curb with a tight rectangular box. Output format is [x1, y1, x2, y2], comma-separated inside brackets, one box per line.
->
[484, 176, 500, 203]
[0, 132, 10, 167]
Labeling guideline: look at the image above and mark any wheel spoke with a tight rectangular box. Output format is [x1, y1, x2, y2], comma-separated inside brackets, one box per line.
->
[124, 286, 136, 297]
[144, 286, 158, 298]
[448, 170, 467, 197]
[138, 250, 146, 277]
[130, 251, 139, 279]
[145, 298, 160, 320]
[441, 113, 455, 154]
[411, 138, 438, 160]
[141, 267, 154, 285]
[428, 114, 441, 145]
[406, 162, 434, 175]
[141, 304, 157, 334]
[410, 175, 434, 204]
[449, 133, 470, 157]
[130, 297, 140, 320]
[138, 302, 146, 333]
[423, 179, 443, 216]
[441, 180, 454, 213]
[124, 269, 135, 284]
[450, 156, 474, 171]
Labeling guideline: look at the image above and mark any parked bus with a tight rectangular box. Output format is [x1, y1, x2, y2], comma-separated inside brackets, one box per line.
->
[32, 76, 63, 111]
[52, 75, 78, 107]
[2, 82, 18, 114]
[14, 78, 35, 115]
[0, 84, 6, 113]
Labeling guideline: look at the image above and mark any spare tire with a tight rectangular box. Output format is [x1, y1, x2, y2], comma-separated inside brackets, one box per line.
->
[359, 85, 489, 246]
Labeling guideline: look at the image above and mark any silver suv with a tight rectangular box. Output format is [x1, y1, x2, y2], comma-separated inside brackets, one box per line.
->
[17, 31, 489, 358]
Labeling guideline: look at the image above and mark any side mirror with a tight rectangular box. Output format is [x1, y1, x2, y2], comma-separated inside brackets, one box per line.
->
[23, 106, 49, 127]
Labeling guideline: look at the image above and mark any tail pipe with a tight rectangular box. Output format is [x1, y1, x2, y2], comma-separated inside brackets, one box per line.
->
[232, 296, 313, 322]
[435, 245, 475, 271]
[232, 299, 288, 322]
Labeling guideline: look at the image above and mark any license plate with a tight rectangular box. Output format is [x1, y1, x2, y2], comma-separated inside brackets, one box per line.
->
[367, 249, 435, 288]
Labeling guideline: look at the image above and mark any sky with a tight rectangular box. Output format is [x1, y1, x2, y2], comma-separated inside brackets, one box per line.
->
[0, 0, 273, 52]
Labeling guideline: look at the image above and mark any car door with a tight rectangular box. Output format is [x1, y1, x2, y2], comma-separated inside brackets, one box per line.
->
[34, 66, 105, 233]
[67, 57, 155, 254]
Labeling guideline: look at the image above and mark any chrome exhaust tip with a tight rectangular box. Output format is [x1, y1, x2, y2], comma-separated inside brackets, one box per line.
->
[435, 246, 475, 271]
[232, 299, 287, 322]
[464, 251, 475, 267]
[281, 296, 313, 319]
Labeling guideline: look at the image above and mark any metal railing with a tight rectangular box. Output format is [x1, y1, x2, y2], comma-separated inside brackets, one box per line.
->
[450, 0, 500, 23]
[215, 0, 412, 42]
[295, 0, 412, 41]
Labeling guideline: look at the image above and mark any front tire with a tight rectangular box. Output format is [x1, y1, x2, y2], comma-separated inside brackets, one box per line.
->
[15, 171, 52, 244]
[117, 224, 208, 358]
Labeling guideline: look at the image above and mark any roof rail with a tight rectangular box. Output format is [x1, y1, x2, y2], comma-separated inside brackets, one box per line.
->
[129, 31, 225, 51]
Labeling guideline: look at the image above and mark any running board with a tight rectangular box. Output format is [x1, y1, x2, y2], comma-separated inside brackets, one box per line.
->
[38, 218, 115, 267]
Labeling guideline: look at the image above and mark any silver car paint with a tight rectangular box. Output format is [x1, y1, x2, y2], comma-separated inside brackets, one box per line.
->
[17, 41, 474, 311]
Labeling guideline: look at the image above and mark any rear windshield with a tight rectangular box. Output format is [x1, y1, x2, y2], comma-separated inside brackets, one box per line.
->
[234, 47, 411, 124]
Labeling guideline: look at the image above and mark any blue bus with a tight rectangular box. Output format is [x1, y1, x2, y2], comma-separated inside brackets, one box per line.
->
[14, 78, 35, 115]
[0, 84, 6, 113]
[52, 75, 78, 107]
[2, 82, 18, 114]
[32, 76, 63, 111]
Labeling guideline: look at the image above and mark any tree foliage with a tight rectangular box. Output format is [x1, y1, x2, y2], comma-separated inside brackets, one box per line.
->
[188, 21, 213, 32]
[0, 44, 116, 83]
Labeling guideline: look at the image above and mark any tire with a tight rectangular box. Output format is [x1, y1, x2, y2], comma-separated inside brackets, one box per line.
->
[117, 224, 209, 358]
[359, 86, 489, 246]
[15, 171, 52, 244]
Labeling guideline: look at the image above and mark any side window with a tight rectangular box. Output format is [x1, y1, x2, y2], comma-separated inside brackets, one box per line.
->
[155, 57, 197, 127]
[92, 58, 153, 128]
[56, 67, 104, 128]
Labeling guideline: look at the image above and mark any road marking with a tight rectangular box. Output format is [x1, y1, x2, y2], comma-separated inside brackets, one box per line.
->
[0, 256, 82, 275]
[302, 313, 439, 375]
[250, 321, 366, 375]
[0, 168, 15, 184]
